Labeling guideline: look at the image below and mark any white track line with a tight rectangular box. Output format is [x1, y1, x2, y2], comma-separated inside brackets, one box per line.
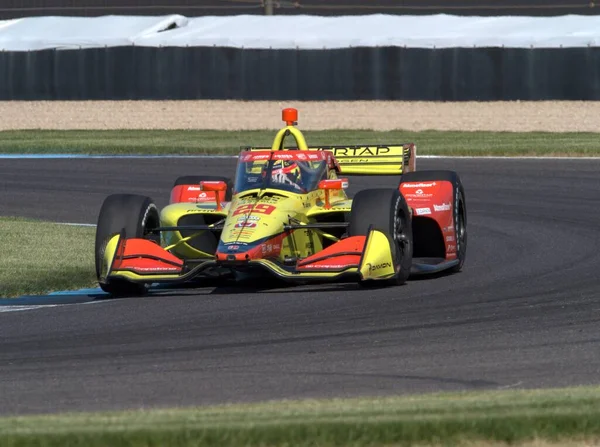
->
[56, 222, 97, 227]
[0, 304, 62, 313]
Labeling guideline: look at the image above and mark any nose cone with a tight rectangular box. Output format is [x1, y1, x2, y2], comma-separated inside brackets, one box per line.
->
[221, 213, 283, 245]
[216, 202, 286, 261]
[215, 223, 285, 262]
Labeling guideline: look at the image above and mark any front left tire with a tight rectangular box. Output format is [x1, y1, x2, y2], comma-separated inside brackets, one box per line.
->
[95, 194, 160, 296]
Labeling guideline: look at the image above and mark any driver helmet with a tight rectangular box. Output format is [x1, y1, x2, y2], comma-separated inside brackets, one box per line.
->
[271, 159, 303, 190]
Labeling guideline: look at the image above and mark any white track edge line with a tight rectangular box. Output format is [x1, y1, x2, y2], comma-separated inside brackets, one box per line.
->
[0, 304, 63, 313]
[56, 222, 97, 227]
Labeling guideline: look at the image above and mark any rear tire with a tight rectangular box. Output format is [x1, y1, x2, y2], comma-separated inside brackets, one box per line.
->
[95, 194, 160, 296]
[173, 175, 233, 201]
[400, 170, 467, 272]
[349, 189, 413, 286]
[450, 184, 467, 272]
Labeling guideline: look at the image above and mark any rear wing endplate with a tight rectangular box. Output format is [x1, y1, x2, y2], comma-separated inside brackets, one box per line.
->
[243, 144, 417, 175]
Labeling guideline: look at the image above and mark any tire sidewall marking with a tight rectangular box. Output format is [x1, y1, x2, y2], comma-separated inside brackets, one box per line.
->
[454, 185, 461, 256]
[392, 194, 402, 273]
[141, 203, 158, 234]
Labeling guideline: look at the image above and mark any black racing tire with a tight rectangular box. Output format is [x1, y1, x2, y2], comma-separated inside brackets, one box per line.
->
[400, 170, 467, 272]
[450, 183, 467, 272]
[95, 194, 161, 296]
[349, 189, 413, 286]
[173, 175, 234, 201]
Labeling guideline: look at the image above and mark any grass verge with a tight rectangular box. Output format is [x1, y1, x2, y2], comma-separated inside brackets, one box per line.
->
[1, 129, 599, 156]
[2, 387, 600, 446]
[0, 217, 96, 298]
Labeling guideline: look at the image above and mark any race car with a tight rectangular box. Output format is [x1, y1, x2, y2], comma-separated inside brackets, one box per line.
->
[95, 108, 467, 296]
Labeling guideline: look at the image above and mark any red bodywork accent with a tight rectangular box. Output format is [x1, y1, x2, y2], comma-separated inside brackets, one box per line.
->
[240, 150, 331, 163]
[111, 238, 184, 274]
[318, 178, 349, 209]
[216, 252, 248, 262]
[297, 236, 366, 270]
[239, 149, 341, 174]
[216, 233, 286, 262]
[318, 178, 349, 191]
[399, 179, 456, 260]
[199, 181, 228, 210]
[170, 185, 227, 204]
[282, 108, 298, 125]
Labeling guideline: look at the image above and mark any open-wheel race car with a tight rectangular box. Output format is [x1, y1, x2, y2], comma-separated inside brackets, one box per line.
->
[95, 108, 467, 296]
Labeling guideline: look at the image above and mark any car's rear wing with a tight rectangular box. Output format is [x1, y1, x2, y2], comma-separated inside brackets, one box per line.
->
[243, 144, 417, 175]
[312, 144, 416, 175]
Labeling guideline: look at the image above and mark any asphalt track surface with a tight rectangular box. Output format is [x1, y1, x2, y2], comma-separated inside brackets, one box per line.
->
[0, 157, 599, 415]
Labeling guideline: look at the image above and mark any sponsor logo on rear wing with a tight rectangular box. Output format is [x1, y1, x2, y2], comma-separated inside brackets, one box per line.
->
[310, 144, 416, 175]
[242, 144, 417, 175]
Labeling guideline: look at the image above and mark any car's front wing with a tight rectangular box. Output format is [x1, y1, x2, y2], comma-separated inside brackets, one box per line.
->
[99, 228, 396, 288]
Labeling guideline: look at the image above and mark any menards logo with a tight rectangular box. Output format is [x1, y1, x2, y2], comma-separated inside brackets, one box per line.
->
[433, 202, 451, 211]
[402, 182, 436, 188]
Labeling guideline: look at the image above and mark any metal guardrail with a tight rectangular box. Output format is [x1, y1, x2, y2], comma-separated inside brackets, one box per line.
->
[2, 45, 599, 101]
[0, 0, 598, 18]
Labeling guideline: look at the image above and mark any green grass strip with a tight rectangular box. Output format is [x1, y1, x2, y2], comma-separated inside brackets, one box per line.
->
[1, 129, 599, 156]
[0, 217, 96, 298]
[2, 387, 600, 446]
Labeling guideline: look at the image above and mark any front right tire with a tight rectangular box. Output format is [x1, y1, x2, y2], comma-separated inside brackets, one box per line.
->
[349, 188, 413, 286]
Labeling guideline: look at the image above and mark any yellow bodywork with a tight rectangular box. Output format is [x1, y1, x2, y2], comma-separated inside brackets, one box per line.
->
[98, 233, 120, 282]
[101, 118, 399, 285]
[271, 125, 309, 151]
[359, 230, 396, 280]
[220, 188, 351, 262]
[160, 202, 229, 259]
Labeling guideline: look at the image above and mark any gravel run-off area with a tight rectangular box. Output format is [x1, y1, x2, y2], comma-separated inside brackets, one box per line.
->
[0, 100, 599, 132]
